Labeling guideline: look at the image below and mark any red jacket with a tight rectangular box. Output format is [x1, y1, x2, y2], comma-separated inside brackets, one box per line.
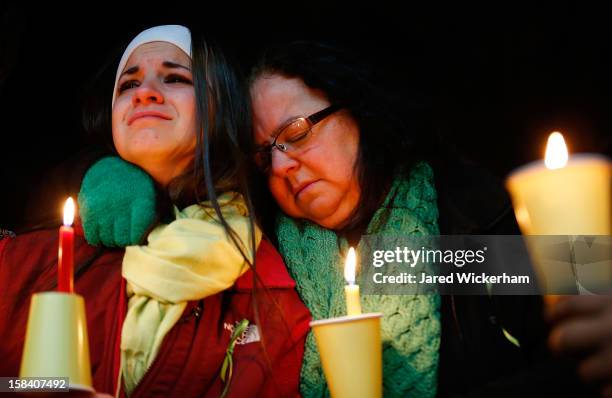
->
[0, 224, 311, 397]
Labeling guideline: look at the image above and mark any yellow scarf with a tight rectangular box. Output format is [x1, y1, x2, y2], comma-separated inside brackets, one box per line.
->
[120, 193, 261, 395]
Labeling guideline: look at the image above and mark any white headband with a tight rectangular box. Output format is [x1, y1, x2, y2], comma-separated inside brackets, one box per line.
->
[111, 25, 192, 107]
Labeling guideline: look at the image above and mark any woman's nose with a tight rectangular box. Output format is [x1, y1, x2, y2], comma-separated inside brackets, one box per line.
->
[271, 149, 299, 176]
[132, 82, 164, 105]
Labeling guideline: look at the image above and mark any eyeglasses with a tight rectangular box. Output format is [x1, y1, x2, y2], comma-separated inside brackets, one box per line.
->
[254, 104, 341, 173]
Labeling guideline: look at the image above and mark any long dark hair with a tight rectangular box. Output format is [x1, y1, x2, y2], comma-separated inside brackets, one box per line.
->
[82, 28, 257, 262]
[82, 27, 286, 391]
[249, 41, 428, 233]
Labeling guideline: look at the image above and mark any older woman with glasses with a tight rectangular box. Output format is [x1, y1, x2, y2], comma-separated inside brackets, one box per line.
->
[248, 41, 439, 398]
[253, 104, 342, 173]
[247, 41, 589, 397]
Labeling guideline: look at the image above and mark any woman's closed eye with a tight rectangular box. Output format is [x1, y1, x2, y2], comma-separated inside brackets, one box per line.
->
[284, 129, 310, 144]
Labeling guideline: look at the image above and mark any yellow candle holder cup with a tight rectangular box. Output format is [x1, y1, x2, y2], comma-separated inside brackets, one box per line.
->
[19, 292, 94, 393]
[506, 155, 610, 235]
[506, 155, 611, 295]
[310, 313, 382, 398]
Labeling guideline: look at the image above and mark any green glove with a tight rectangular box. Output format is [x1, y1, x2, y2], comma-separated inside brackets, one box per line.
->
[78, 157, 157, 247]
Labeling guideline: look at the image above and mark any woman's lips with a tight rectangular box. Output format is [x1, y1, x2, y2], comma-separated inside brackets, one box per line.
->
[294, 180, 319, 197]
[128, 111, 172, 125]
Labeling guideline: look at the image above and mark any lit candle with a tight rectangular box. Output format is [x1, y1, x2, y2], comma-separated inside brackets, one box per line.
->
[506, 132, 611, 302]
[506, 132, 610, 235]
[344, 247, 362, 316]
[58, 197, 75, 293]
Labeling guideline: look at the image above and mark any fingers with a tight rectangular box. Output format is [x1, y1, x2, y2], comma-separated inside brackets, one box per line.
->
[549, 311, 612, 354]
[577, 347, 612, 383]
[547, 295, 612, 396]
[547, 295, 612, 323]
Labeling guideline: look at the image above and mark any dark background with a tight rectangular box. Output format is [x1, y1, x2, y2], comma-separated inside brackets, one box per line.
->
[1, 3, 610, 230]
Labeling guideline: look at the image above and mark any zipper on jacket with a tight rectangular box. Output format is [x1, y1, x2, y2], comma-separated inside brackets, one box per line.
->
[450, 295, 464, 342]
[128, 301, 199, 398]
[181, 300, 203, 323]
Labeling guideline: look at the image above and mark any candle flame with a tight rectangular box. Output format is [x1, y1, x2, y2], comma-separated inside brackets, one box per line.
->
[344, 247, 357, 284]
[544, 132, 569, 170]
[63, 197, 75, 226]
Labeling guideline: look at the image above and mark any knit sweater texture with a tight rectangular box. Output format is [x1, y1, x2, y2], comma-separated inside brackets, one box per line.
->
[276, 162, 441, 397]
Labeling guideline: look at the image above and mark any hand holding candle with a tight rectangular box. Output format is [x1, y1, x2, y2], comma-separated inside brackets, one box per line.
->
[506, 132, 611, 298]
[344, 247, 362, 316]
[58, 197, 75, 293]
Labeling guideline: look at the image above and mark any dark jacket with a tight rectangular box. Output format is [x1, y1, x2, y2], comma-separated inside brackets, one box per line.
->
[433, 158, 593, 397]
[0, 223, 311, 397]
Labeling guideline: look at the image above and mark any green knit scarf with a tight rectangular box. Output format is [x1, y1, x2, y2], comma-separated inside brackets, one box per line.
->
[276, 162, 441, 398]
